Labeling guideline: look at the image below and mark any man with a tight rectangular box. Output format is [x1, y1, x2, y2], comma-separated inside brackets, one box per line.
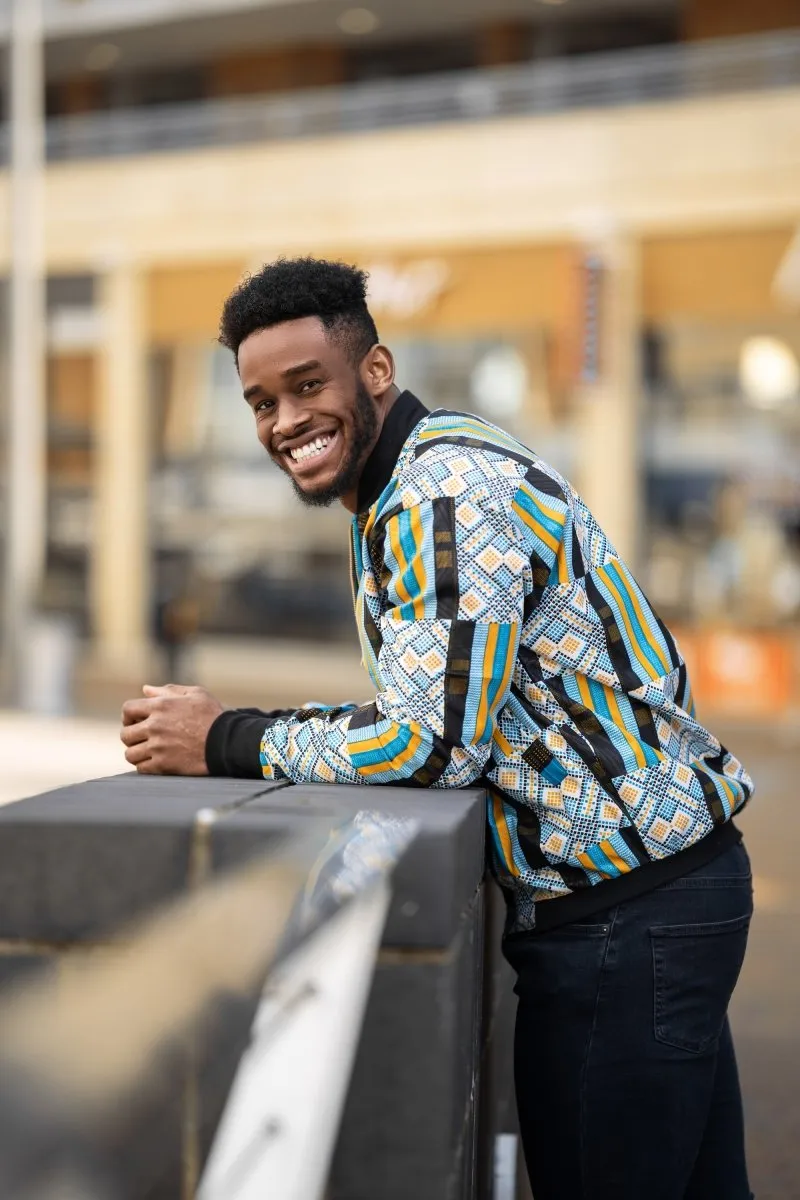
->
[121, 256, 754, 1200]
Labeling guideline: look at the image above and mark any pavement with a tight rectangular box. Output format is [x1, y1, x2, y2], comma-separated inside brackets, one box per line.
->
[0, 709, 126, 807]
[0, 710, 797, 1195]
[722, 722, 800, 1200]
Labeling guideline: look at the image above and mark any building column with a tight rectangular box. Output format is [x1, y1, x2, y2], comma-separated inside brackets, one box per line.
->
[3, 0, 46, 706]
[92, 260, 151, 673]
[573, 232, 642, 569]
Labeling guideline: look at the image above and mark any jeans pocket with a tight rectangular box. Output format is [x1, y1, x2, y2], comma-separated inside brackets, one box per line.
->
[650, 912, 751, 1054]
[505, 917, 614, 1003]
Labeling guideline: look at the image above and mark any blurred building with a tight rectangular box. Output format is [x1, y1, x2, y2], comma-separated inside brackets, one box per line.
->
[0, 0, 799, 717]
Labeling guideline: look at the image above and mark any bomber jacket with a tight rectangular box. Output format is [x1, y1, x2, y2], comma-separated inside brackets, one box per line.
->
[207, 391, 753, 935]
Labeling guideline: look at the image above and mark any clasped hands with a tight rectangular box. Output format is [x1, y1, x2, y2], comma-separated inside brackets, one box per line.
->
[120, 684, 225, 775]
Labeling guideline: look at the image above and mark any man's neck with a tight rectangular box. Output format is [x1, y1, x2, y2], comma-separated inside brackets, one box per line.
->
[340, 384, 402, 513]
[346, 388, 431, 515]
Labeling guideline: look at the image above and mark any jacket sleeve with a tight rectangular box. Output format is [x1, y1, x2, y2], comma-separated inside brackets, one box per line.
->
[205, 707, 317, 777]
[234, 484, 536, 787]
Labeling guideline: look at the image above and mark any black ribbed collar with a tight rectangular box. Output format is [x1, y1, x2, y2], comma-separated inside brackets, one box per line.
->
[356, 389, 429, 513]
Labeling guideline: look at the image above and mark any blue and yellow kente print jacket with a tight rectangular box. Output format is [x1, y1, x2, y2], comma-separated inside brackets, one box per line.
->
[207, 393, 753, 934]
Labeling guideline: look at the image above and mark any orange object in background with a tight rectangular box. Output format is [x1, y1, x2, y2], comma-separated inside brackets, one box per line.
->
[674, 627, 794, 719]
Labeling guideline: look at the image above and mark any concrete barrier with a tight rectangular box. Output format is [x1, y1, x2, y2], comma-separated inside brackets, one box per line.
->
[0, 774, 524, 1199]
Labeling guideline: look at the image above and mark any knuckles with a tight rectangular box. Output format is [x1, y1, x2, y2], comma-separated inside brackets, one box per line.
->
[120, 685, 218, 778]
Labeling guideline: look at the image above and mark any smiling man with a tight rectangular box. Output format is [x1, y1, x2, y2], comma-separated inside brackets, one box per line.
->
[121, 256, 755, 1200]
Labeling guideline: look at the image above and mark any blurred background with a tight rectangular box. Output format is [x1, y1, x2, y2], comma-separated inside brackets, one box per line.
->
[0, 0, 798, 729]
[0, 1, 798, 1194]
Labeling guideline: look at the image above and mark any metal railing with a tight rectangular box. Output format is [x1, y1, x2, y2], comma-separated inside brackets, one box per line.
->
[7, 30, 800, 162]
[0, 0, 280, 38]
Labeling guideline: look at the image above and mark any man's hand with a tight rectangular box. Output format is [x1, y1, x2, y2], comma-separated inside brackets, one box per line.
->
[120, 684, 226, 775]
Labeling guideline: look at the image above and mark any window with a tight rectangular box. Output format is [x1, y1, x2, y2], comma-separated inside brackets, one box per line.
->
[641, 318, 800, 628]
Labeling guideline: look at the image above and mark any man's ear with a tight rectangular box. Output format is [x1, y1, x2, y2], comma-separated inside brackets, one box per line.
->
[363, 343, 395, 399]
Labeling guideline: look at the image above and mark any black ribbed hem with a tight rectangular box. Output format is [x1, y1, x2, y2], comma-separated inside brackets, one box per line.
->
[205, 710, 270, 778]
[508, 821, 742, 939]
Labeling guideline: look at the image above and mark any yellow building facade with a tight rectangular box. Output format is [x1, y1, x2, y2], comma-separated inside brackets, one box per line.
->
[9, 81, 800, 716]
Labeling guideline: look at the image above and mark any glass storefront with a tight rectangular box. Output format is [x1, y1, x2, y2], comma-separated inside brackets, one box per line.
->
[145, 314, 800, 653]
[28, 242, 796, 721]
[641, 317, 800, 631]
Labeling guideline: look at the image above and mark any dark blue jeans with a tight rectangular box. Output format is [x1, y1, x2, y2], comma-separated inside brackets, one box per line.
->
[504, 841, 753, 1200]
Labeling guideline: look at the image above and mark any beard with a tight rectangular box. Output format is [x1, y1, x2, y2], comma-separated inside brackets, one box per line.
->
[289, 377, 378, 508]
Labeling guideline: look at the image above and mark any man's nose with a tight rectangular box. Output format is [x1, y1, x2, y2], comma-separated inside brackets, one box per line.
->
[273, 400, 312, 441]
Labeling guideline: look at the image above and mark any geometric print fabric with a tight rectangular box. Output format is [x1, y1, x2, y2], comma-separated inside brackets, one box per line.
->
[258, 406, 755, 933]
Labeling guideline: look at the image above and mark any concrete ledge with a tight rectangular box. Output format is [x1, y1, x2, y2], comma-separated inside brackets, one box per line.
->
[0, 772, 519, 1200]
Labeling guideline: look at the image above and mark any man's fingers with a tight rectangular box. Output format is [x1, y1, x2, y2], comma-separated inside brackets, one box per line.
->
[124, 742, 153, 767]
[120, 684, 220, 778]
[121, 697, 157, 725]
[142, 684, 168, 697]
[135, 759, 160, 775]
[120, 721, 150, 748]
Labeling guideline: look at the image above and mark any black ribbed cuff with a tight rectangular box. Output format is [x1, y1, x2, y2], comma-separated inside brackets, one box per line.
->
[205, 710, 275, 778]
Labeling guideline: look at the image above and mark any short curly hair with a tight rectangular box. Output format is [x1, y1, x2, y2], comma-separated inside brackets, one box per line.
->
[219, 256, 379, 366]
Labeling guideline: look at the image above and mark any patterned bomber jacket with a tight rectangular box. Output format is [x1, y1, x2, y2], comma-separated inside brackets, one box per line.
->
[208, 395, 754, 934]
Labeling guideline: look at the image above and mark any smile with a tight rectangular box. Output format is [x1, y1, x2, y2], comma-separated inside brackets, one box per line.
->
[285, 431, 338, 470]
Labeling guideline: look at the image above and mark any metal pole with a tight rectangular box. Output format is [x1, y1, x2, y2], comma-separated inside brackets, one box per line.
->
[3, 0, 46, 706]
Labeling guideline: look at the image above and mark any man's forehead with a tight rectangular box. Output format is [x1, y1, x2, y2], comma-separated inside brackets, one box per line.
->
[238, 316, 336, 376]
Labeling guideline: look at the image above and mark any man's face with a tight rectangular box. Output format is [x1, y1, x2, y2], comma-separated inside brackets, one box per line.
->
[238, 316, 379, 508]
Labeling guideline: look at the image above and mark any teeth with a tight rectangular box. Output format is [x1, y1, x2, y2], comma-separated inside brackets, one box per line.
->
[290, 436, 330, 462]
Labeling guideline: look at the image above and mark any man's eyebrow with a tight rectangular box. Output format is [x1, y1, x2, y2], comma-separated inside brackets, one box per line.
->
[243, 385, 263, 402]
[281, 359, 323, 379]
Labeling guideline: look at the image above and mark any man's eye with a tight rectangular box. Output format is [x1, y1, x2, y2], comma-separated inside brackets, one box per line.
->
[254, 399, 274, 414]
[299, 379, 322, 393]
